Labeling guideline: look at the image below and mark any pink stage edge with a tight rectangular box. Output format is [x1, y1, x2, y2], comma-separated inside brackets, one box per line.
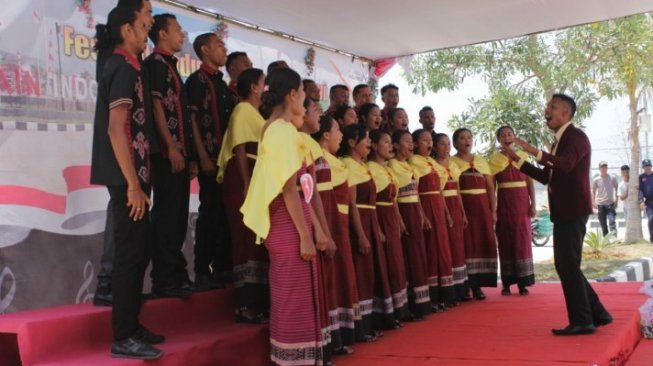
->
[0, 282, 648, 366]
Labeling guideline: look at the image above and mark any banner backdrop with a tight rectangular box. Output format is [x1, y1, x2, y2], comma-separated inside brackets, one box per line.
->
[0, 0, 369, 314]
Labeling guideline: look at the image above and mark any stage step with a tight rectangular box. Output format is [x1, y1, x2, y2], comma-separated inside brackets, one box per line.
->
[0, 288, 269, 366]
[627, 339, 653, 365]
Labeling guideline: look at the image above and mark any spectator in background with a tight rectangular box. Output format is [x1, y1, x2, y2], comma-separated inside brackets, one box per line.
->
[325, 84, 350, 116]
[592, 161, 618, 236]
[380, 83, 399, 125]
[352, 83, 373, 112]
[303, 79, 321, 102]
[639, 159, 653, 243]
[618, 165, 630, 223]
[226, 51, 253, 94]
[267, 60, 289, 74]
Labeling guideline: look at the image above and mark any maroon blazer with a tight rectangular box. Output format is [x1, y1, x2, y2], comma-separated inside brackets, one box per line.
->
[520, 124, 593, 222]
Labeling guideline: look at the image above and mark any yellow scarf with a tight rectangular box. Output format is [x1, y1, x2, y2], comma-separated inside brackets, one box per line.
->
[408, 154, 438, 179]
[434, 160, 461, 190]
[342, 156, 372, 186]
[216, 102, 264, 182]
[324, 150, 348, 187]
[450, 154, 491, 175]
[299, 132, 324, 166]
[241, 119, 306, 243]
[488, 149, 529, 176]
[387, 158, 417, 188]
[368, 160, 394, 194]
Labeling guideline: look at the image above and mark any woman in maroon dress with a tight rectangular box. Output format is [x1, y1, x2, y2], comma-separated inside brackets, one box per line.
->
[450, 128, 498, 300]
[340, 124, 394, 340]
[433, 133, 470, 302]
[368, 130, 410, 324]
[217, 68, 268, 323]
[241, 68, 323, 366]
[387, 130, 431, 319]
[313, 115, 358, 354]
[410, 129, 456, 310]
[489, 126, 536, 295]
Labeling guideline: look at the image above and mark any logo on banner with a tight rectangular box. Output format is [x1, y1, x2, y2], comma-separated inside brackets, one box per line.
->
[75, 260, 95, 304]
[0, 266, 16, 314]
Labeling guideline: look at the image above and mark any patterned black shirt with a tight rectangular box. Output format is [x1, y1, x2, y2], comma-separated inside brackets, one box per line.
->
[143, 48, 192, 158]
[91, 48, 150, 186]
[185, 64, 237, 162]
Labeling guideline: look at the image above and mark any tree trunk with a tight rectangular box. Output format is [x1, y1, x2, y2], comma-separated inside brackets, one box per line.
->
[624, 88, 644, 243]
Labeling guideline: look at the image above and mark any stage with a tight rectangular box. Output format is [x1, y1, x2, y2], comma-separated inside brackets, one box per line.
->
[0, 282, 647, 365]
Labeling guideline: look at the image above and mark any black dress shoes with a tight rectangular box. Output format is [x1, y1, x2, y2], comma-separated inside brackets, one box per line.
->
[551, 324, 595, 336]
[134, 326, 165, 345]
[594, 311, 613, 327]
[153, 285, 191, 299]
[111, 337, 163, 359]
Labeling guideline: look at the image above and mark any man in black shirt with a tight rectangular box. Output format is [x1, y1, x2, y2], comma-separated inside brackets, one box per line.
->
[144, 14, 196, 298]
[186, 33, 238, 290]
[93, 0, 155, 308]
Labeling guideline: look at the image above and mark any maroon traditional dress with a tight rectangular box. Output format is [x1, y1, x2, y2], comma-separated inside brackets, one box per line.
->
[437, 160, 469, 299]
[301, 133, 333, 363]
[343, 157, 395, 336]
[267, 165, 323, 365]
[409, 155, 456, 304]
[450, 155, 498, 288]
[489, 152, 535, 289]
[326, 152, 360, 346]
[369, 161, 409, 320]
[387, 159, 431, 318]
[217, 102, 268, 312]
[241, 120, 322, 366]
[314, 152, 345, 351]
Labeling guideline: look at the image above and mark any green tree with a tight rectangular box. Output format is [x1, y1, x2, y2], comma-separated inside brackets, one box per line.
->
[408, 13, 653, 243]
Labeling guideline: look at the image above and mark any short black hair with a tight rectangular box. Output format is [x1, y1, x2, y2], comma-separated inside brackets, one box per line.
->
[352, 84, 370, 97]
[267, 60, 289, 74]
[192, 32, 217, 59]
[380, 83, 398, 96]
[149, 13, 176, 45]
[621, 165, 630, 171]
[226, 51, 247, 72]
[552, 93, 577, 119]
[329, 84, 349, 98]
[419, 106, 433, 118]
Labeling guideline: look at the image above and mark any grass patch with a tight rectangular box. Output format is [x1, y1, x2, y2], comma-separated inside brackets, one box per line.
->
[535, 242, 652, 282]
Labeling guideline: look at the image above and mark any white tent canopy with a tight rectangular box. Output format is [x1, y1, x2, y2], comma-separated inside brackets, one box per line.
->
[171, 0, 653, 60]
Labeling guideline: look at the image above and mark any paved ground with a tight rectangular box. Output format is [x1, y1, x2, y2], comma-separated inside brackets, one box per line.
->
[531, 217, 650, 264]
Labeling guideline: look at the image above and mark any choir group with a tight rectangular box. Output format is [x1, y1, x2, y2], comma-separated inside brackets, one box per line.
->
[91, 1, 537, 364]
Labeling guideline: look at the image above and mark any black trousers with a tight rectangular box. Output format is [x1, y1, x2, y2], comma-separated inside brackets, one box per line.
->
[553, 216, 607, 326]
[108, 184, 150, 341]
[194, 172, 231, 276]
[597, 203, 617, 236]
[150, 154, 191, 288]
[96, 202, 115, 289]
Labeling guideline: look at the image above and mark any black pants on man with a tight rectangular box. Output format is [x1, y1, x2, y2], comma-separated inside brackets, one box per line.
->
[194, 172, 231, 279]
[597, 203, 617, 236]
[150, 154, 191, 289]
[96, 202, 115, 294]
[553, 216, 608, 326]
[108, 184, 149, 340]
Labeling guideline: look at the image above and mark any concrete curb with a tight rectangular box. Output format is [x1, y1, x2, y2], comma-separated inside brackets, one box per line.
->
[596, 257, 653, 282]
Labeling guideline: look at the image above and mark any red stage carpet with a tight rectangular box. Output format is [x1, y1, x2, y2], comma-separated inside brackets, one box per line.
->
[336, 282, 645, 366]
[0, 282, 646, 365]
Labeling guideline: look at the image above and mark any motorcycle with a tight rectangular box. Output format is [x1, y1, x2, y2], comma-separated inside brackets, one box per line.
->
[531, 209, 553, 246]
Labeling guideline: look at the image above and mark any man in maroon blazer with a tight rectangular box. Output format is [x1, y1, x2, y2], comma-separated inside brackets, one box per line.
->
[502, 93, 612, 336]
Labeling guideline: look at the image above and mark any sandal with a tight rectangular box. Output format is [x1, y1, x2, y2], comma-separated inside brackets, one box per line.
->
[501, 287, 511, 296]
[518, 286, 530, 296]
[472, 288, 486, 300]
[235, 307, 268, 324]
[333, 346, 354, 355]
